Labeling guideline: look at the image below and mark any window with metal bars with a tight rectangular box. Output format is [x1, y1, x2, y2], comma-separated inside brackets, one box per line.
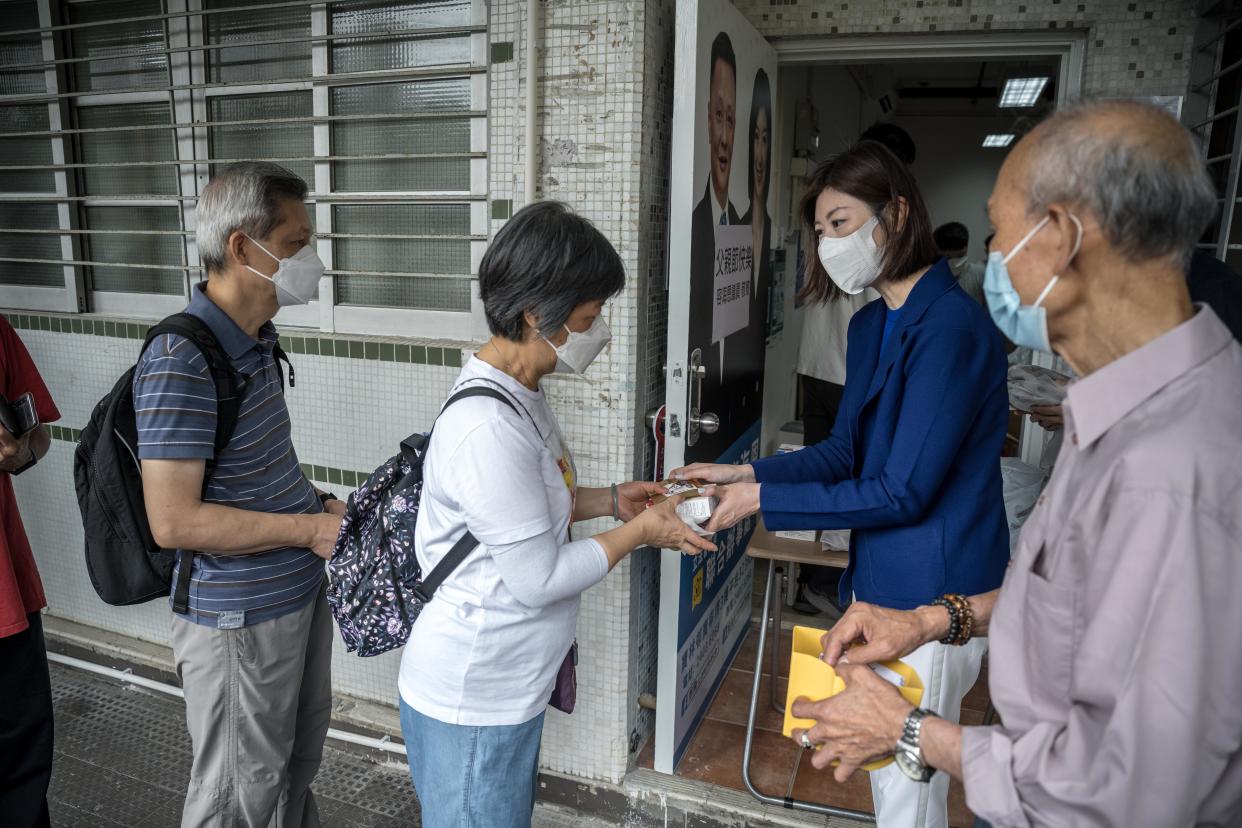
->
[0, 0, 488, 338]
[1187, 4, 1242, 273]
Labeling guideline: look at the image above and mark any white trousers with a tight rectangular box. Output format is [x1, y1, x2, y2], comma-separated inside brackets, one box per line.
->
[870, 636, 988, 828]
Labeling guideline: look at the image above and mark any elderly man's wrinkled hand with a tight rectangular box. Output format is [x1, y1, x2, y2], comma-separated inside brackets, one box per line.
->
[820, 601, 939, 666]
[789, 663, 913, 782]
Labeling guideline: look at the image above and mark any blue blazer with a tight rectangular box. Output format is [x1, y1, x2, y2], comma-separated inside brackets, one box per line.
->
[753, 259, 1010, 610]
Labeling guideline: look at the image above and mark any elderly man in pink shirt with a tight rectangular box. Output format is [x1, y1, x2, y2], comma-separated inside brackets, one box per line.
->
[787, 99, 1242, 827]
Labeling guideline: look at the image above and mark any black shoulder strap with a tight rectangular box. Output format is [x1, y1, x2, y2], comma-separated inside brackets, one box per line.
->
[410, 386, 519, 604]
[142, 313, 243, 457]
[142, 312, 243, 615]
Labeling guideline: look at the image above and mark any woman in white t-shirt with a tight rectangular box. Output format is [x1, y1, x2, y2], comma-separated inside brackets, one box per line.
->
[399, 202, 715, 828]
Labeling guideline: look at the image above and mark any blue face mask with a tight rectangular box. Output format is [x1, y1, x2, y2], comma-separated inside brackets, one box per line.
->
[983, 214, 1082, 353]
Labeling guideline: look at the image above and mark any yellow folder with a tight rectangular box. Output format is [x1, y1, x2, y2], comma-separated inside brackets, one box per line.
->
[782, 625, 924, 771]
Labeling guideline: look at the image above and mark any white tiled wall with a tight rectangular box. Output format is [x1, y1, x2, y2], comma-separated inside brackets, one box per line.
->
[11, 0, 1202, 789]
[733, 0, 1196, 98]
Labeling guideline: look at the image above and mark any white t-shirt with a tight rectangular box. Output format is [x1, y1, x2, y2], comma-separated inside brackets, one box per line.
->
[398, 358, 606, 726]
[796, 288, 878, 385]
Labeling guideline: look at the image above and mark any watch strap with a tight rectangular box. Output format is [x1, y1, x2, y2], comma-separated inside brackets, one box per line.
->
[897, 708, 937, 782]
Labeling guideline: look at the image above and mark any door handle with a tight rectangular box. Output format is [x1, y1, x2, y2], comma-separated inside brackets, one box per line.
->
[688, 348, 704, 446]
[690, 412, 719, 434]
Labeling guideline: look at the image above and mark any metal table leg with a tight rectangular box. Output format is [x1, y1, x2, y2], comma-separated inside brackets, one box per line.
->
[741, 559, 875, 822]
[770, 564, 786, 714]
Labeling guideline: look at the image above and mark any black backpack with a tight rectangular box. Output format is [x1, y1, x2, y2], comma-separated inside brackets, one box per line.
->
[73, 312, 289, 612]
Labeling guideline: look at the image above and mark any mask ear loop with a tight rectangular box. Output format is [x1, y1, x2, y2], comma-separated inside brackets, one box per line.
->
[1033, 214, 1084, 309]
[1001, 215, 1050, 266]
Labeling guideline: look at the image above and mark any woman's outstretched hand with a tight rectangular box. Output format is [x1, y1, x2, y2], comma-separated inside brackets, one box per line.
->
[639, 494, 718, 555]
[667, 462, 755, 486]
[701, 482, 761, 533]
[613, 481, 668, 522]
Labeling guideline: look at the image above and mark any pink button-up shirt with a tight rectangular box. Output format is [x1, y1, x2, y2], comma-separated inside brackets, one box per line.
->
[961, 306, 1242, 827]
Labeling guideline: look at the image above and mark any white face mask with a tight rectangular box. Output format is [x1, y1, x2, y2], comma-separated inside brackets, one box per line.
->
[817, 215, 882, 295]
[545, 316, 612, 374]
[243, 235, 324, 306]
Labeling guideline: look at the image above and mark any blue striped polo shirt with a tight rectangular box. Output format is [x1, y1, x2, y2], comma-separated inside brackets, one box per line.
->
[133, 282, 323, 628]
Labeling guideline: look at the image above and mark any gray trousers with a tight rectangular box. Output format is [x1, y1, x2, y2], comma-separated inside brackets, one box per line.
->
[172, 585, 333, 828]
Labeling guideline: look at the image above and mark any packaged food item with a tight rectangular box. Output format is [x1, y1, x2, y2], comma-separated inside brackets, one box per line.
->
[1007, 363, 1070, 412]
[647, 479, 717, 536]
[782, 625, 924, 771]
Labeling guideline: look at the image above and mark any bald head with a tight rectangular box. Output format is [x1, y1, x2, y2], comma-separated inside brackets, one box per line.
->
[1003, 99, 1215, 267]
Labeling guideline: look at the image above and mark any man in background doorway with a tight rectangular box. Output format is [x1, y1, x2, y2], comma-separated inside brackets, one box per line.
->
[935, 222, 986, 305]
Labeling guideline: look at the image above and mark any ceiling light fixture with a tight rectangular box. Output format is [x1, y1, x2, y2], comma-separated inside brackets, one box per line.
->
[982, 134, 1015, 148]
[999, 77, 1049, 107]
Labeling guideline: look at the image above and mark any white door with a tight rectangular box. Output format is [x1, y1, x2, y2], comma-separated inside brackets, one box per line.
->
[655, 0, 778, 774]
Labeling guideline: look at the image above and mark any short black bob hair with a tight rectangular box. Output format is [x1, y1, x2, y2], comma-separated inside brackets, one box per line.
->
[479, 201, 625, 341]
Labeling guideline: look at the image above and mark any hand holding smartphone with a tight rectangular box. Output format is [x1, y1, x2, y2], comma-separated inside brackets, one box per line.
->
[0, 392, 39, 438]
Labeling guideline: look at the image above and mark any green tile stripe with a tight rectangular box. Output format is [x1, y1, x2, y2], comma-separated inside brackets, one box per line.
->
[48, 424, 82, 443]
[299, 462, 372, 488]
[281, 332, 460, 367]
[5, 312, 150, 340]
[48, 425, 366, 487]
[2, 312, 466, 367]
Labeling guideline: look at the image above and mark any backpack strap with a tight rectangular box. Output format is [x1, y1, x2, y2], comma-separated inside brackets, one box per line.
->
[141, 312, 245, 615]
[409, 386, 519, 605]
[142, 313, 244, 456]
[398, 385, 518, 468]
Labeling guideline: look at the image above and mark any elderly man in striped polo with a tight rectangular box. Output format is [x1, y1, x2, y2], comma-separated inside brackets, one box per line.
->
[135, 162, 344, 828]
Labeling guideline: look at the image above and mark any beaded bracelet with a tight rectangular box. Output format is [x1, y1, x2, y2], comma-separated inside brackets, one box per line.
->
[932, 594, 974, 646]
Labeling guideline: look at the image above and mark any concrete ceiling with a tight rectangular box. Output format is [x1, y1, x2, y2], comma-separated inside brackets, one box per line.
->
[850, 57, 1060, 118]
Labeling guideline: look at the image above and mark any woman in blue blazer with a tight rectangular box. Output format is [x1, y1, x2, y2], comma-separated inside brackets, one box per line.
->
[673, 143, 1009, 828]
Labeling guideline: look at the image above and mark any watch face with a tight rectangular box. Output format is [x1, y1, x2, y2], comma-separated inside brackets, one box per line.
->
[895, 747, 930, 782]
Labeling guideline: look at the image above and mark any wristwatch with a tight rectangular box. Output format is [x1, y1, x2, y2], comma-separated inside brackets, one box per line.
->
[895, 708, 938, 783]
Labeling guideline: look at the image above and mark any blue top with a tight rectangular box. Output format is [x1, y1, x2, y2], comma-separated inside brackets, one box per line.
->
[880, 305, 901, 351]
[752, 258, 1010, 609]
[133, 283, 323, 628]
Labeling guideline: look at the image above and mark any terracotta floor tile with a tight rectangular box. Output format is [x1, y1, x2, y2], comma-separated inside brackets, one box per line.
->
[703, 668, 787, 733]
[787, 750, 876, 814]
[948, 775, 975, 828]
[961, 658, 991, 714]
[959, 708, 985, 726]
[788, 756, 976, 828]
[734, 627, 793, 679]
[675, 718, 799, 797]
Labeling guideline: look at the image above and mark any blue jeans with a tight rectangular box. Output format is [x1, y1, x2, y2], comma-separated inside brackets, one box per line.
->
[399, 698, 545, 828]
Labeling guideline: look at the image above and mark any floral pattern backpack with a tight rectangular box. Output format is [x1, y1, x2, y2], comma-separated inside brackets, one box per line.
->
[325, 387, 516, 657]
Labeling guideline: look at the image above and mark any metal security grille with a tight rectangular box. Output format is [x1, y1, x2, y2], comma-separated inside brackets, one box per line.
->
[0, 0, 488, 336]
[1187, 2, 1242, 272]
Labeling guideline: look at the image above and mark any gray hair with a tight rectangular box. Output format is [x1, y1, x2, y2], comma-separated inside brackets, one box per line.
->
[479, 201, 625, 340]
[196, 162, 309, 273]
[1024, 99, 1216, 267]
